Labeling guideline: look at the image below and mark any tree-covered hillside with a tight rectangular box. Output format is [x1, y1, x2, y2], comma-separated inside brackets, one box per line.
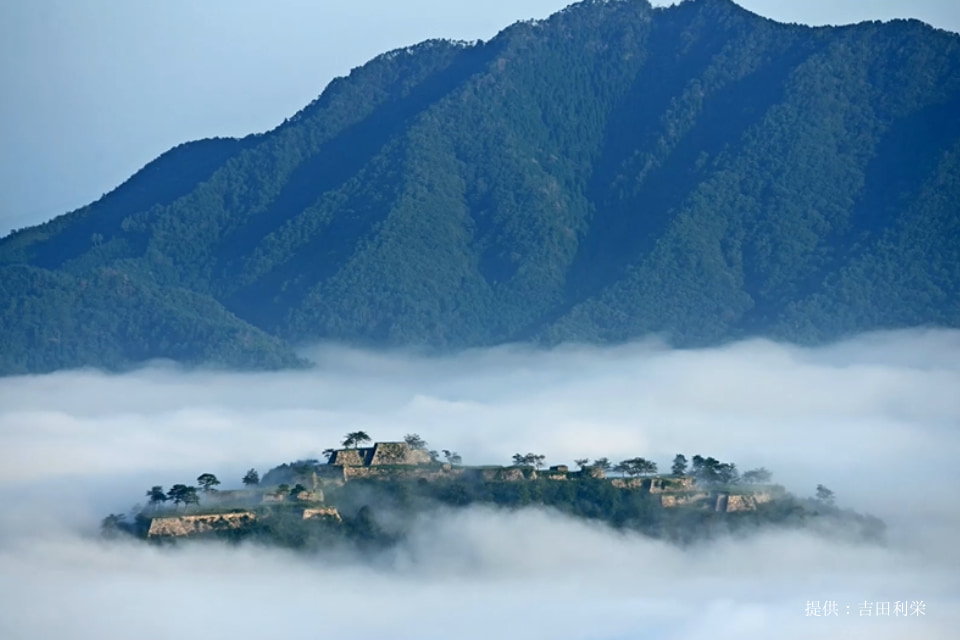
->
[2, 0, 959, 374]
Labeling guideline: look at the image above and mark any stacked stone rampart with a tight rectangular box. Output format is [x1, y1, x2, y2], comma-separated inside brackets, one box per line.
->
[147, 512, 256, 537]
[301, 507, 342, 522]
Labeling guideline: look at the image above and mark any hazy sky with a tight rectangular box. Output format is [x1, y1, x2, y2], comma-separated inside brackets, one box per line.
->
[1, 329, 958, 638]
[1, 0, 959, 232]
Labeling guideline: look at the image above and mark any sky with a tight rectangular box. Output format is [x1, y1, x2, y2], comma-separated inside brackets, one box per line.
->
[1, 0, 959, 233]
[0, 328, 958, 638]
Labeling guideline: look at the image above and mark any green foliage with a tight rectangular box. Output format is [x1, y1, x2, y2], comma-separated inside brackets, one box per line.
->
[742, 467, 772, 483]
[0, 264, 306, 375]
[815, 484, 836, 505]
[342, 431, 372, 449]
[166, 484, 200, 509]
[2, 1, 959, 375]
[242, 469, 260, 486]
[289, 484, 308, 498]
[197, 473, 221, 492]
[146, 486, 167, 507]
[615, 457, 658, 477]
[404, 433, 427, 450]
[671, 454, 688, 477]
[691, 455, 740, 485]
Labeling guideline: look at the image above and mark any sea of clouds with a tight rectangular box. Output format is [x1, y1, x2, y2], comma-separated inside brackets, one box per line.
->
[1, 328, 958, 639]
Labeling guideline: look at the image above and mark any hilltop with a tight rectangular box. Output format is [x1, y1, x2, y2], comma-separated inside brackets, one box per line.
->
[103, 436, 885, 549]
[3, 0, 960, 375]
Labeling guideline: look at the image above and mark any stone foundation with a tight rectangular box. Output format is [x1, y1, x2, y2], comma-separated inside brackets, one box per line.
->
[147, 512, 256, 537]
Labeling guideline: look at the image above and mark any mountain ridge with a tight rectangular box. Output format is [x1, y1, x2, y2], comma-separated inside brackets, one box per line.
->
[2, 0, 959, 374]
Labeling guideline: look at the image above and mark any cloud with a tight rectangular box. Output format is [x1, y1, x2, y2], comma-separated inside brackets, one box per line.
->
[1, 329, 958, 638]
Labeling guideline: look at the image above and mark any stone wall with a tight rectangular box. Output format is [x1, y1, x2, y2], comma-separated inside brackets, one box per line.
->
[724, 492, 773, 512]
[649, 477, 695, 493]
[317, 465, 347, 481]
[261, 464, 323, 488]
[610, 476, 693, 490]
[292, 490, 324, 502]
[147, 512, 256, 537]
[369, 442, 433, 466]
[301, 507, 342, 522]
[329, 448, 368, 467]
[660, 492, 710, 508]
[329, 442, 433, 467]
[658, 491, 772, 511]
[342, 465, 455, 481]
[571, 466, 606, 479]
[497, 467, 534, 482]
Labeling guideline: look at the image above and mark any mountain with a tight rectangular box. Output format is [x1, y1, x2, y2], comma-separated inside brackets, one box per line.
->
[2, 0, 959, 375]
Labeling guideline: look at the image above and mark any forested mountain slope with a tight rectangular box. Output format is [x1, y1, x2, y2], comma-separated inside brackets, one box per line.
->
[2, 0, 959, 374]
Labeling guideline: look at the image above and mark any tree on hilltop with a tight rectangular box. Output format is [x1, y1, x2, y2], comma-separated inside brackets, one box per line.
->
[574, 458, 590, 469]
[342, 431, 372, 449]
[815, 484, 835, 506]
[691, 455, 706, 476]
[167, 484, 199, 509]
[101, 514, 128, 539]
[742, 468, 771, 484]
[592, 458, 612, 473]
[183, 486, 200, 509]
[242, 469, 260, 486]
[167, 484, 188, 509]
[690, 456, 738, 485]
[146, 485, 167, 510]
[691, 456, 722, 484]
[404, 434, 427, 450]
[615, 458, 658, 477]
[671, 454, 688, 476]
[512, 453, 545, 469]
[197, 473, 221, 492]
[716, 463, 739, 485]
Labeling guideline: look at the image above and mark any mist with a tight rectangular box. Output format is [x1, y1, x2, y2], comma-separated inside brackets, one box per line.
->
[1, 329, 958, 638]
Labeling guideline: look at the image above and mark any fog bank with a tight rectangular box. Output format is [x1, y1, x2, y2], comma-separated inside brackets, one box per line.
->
[1, 329, 958, 638]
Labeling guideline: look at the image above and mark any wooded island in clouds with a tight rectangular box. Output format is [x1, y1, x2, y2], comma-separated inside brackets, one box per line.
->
[105, 434, 882, 549]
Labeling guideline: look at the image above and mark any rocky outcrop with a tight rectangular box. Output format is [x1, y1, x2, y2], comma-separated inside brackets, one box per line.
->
[147, 512, 256, 537]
